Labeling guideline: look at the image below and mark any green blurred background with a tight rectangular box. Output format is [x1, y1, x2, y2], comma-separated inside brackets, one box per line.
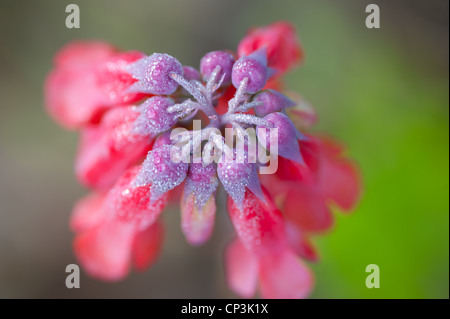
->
[0, 0, 448, 298]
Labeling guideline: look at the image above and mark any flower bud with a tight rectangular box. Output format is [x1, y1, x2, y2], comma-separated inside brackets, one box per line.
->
[133, 96, 177, 135]
[217, 150, 263, 209]
[200, 50, 235, 85]
[134, 145, 189, 201]
[232, 52, 268, 93]
[128, 53, 183, 95]
[257, 112, 303, 164]
[185, 163, 218, 210]
[252, 89, 296, 117]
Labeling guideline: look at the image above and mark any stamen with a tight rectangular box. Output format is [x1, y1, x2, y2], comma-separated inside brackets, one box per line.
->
[177, 109, 199, 122]
[170, 72, 207, 106]
[206, 65, 222, 94]
[228, 77, 249, 113]
[212, 73, 226, 93]
[170, 72, 219, 120]
[166, 99, 194, 113]
[235, 100, 263, 113]
[224, 113, 273, 127]
[231, 122, 247, 141]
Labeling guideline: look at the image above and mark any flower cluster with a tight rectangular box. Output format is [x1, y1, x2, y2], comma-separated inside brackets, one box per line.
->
[45, 21, 361, 298]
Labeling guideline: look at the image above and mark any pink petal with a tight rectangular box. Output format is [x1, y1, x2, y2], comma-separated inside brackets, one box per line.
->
[259, 249, 314, 299]
[45, 68, 105, 129]
[273, 139, 320, 185]
[227, 188, 287, 256]
[70, 192, 106, 233]
[286, 95, 318, 130]
[283, 185, 334, 233]
[105, 166, 169, 230]
[45, 44, 146, 129]
[320, 138, 361, 212]
[133, 220, 164, 271]
[75, 106, 153, 191]
[95, 51, 147, 106]
[74, 219, 135, 281]
[237, 21, 303, 73]
[285, 221, 318, 262]
[181, 192, 216, 246]
[54, 41, 117, 68]
[225, 239, 259, 298]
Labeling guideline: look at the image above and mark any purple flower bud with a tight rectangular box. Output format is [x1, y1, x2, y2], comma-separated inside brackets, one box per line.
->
[252, 89, 296, 117]
[134, 144, 189, 201]
[182, 66, 201, 82]
[232, 54, 268, 93]
[184, 163, 218, 210]
[257, 112, 303, 164]
[217, 150, 263, 209]
[128, 53, 183, 95]
[200, 50, 235, 85]
[189, 162, 217, 183]
[133, 96, 177, 135]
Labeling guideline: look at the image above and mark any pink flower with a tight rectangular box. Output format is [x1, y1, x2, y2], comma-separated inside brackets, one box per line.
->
[45, 41, 147, 129]
[225, 188, 314, 298]
[262, 135, 361, 234]
[237, 22, 304, 73]
[45, 21, 361, 298]
[72, 166, 167, 280]
[75, 106, 153, 191]
[226, 239, 314, 299]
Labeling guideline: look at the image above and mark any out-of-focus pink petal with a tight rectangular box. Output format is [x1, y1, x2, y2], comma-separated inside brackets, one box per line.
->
[274, 139, 320, 185]
[227, 187, 287, 256]
[285, 221, 318, 262]
[181, 193, 216, 246]
[225, 239, 259, 298]
[70, 192, 106, 233]
[45, 68, 105, 128]
[259, 249, 314, 299]
[74, 219, 135, 281]
[133, 220, 164, 271]
[276, 135, 361, 233]
[238, 21, 303, 73]
[45, 43, 147, 129]
[286, 95, 318, 130]
[54, 41, 117, 68]
[73, 166, 168, 280]
[283, 185, 334, 233]
[75, 106, 153, 191]
[320, 138, 362, 212]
